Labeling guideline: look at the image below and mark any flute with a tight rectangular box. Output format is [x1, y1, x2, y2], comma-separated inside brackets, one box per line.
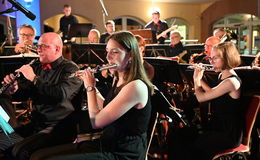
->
[69, 64, 118, 78]
[0, 58, 38, 95]
[187, 64, 214, 71]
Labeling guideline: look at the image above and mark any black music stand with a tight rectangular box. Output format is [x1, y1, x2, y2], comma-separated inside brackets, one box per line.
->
[68, 23, 93, 44]
[71, 43, 107, 65]
[144, 57, 183, 84]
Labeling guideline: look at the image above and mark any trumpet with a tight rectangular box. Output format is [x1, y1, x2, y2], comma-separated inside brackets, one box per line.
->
[187, 64, 215, 71]
[69, 64, 118, 78]
[24, 44, 38, 53]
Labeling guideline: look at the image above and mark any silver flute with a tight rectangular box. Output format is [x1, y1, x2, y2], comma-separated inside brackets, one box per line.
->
[69, 64, 118, 78]
[187, 64, 215, 71]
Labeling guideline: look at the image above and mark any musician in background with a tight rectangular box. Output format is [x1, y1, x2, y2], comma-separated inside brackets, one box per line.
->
[58, 4, 78, 41]
[145, 11, 169, 44]
[99, 20, 115, 43]
[0, 32, 82, 160]
[169, 42, 243, 160]
[135, 35, 154, 80]
[189, 36, 221, 64]
[213, 28, 226, 42]
[168, 30, 188, 63]
[87, 29, 100, 43]
[14, 24, 36, 54]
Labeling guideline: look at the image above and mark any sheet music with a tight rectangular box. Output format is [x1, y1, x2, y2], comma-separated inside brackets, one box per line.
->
[0, 53, 39, 58]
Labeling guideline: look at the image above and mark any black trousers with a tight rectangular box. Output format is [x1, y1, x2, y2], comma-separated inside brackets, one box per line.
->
[30, 140, 101, 160]
[0, 113, 78, 160]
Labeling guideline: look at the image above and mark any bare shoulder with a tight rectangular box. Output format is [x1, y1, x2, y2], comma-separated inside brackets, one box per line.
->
[223, 76, 241, 90]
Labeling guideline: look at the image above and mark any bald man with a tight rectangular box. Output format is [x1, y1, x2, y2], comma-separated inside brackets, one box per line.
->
[204, 36, 221, 57]
[0, 32, 82, 160]
[88, 29, 100, 43]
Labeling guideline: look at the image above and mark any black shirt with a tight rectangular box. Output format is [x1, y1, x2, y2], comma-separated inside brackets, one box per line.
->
[145, 20, 169, 44]
[14, 57, 82, 130]
[168, 42, 186, 57]
[99, 32, 110, 43]
[59, 15, 78, 39]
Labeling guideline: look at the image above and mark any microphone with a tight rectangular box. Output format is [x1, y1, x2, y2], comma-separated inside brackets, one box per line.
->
[7, 0, 36, 20]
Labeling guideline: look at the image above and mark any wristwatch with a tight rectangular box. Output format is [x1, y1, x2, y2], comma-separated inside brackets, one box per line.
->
[86, 86, 95, 92]
[32, 76, 39, 85]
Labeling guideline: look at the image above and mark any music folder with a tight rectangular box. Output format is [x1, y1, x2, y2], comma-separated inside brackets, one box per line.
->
[0, 105, 14, 134]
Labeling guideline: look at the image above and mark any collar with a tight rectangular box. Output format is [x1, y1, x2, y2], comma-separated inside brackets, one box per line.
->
[42, 56, 64, 70]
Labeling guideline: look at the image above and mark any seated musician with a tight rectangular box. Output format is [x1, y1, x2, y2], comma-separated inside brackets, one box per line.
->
[168, 42, 243, 160]
[135, 35, 155, 80]
[189, 36, 221, 64]
[168, 30, 188, 63]
[87, 29, 100, 43]
[30, 31, 154, 160]
[0, 32, 82, 160]
[14, 24, 36, 54]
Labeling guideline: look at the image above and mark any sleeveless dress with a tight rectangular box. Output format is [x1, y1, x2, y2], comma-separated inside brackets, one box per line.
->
[168, 75, 243, 160]
[194, 75, 243, 159]
[52, 79, 152, 160]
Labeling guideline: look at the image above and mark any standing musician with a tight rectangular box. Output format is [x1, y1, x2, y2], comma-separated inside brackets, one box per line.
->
[0, 32, 82, 160]
[14, 24, 36, 54]
[145, 11, 169, 44]
[30, 31, 154, 160]
[58, 4, 78, 41]
[168, 42, 243, 160]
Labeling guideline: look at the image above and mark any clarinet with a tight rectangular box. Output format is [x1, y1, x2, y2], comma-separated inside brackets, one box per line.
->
[0, 58, 38, 95]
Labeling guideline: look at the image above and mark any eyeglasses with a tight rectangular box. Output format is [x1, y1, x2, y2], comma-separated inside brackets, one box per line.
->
[36, 44, 51, 50]
[208, 56, 221, 62]
[19, 33, 34, 37]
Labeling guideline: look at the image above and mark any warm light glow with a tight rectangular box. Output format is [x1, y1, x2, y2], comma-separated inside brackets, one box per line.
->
[148, 6, 160, 16]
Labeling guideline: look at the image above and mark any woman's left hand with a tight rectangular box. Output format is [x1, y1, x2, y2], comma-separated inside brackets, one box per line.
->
[193, 63, 204, 82]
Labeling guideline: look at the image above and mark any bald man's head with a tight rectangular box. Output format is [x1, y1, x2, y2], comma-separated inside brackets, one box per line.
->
[205, 36, 221, 56]
[37, 32, 63, 63]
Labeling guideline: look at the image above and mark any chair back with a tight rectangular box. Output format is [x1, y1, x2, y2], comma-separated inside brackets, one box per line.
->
[241, 95, 260, 147]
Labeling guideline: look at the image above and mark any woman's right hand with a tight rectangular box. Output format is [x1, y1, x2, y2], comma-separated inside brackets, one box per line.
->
[77, 68, 96, 88]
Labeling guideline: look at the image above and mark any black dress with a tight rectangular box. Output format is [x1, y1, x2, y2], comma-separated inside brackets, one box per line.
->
[50, 80, 152, 160]
[168, 75, 243, 160]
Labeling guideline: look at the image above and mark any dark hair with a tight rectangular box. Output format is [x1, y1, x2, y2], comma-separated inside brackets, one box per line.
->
[106, 20, 115, 26]
[63, 4, 71, 8]
[107, 31, 154, 94]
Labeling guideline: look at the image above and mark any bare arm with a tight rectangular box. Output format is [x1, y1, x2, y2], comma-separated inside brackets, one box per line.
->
[195, 77, 240, 102]
[89, 80, 148, 129]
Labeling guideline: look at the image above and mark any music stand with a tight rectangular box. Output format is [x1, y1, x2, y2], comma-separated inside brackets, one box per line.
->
[144, 57, 183, 84]
[71, 43, 107, 65]
[68, 23, 93, 43]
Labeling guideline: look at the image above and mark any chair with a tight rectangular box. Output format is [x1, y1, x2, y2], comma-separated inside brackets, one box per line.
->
[212, 95, 260, 160]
